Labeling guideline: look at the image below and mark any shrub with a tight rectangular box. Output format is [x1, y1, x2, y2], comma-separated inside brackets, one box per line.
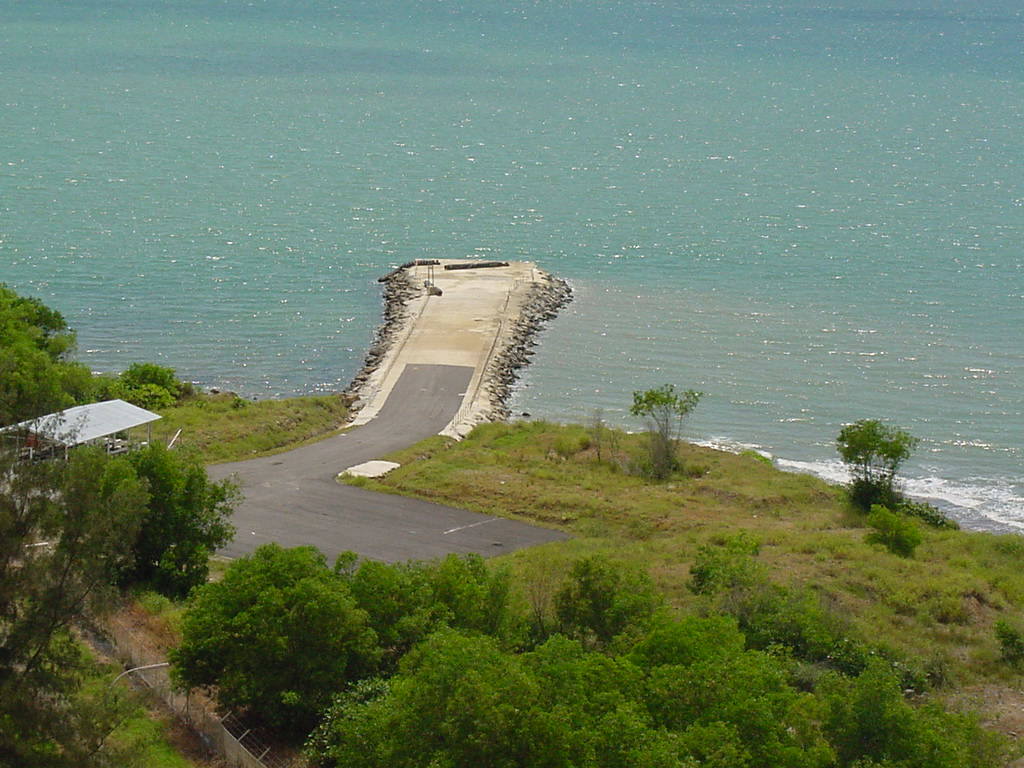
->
[171, 544, 380, 737]
[689, 533, 763, 595]
[995, 619, 1024, 668]
[553, 428, 591, 458]
[865, 505, 922, 558]
[554, 556, 661, 647]
[821, 659, 1008, 767]
[895, 499, 958, 530]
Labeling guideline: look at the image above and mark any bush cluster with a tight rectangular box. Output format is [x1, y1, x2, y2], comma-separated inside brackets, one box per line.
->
[94, 362, 192, 411]
[169, 547, 1008, 767]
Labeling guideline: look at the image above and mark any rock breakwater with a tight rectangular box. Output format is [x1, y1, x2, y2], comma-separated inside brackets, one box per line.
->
[478, 274, 572, 421]
[344, 268, 421, 413]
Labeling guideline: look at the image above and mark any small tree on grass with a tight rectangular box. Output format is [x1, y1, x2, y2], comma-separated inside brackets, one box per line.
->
[836, 419, 919, 509]
[630, 384, 703, 480]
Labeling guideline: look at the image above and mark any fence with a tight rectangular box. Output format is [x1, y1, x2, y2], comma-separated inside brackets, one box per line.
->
[104, 616, 299, 768]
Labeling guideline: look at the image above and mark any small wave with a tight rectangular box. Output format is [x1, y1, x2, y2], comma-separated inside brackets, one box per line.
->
[773, 457, 1024, 531]
[694, 435, 772, 457]
[775, 457, 852, 485]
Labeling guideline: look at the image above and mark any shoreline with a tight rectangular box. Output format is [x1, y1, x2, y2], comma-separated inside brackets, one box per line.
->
[337, 266, 1018, 534]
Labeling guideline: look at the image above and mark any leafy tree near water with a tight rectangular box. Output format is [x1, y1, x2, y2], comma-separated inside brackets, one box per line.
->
[94, 362, 189, 411]
[630, 384, 703, 480]
[0, 283, 94, 426]
[836, 419, 919, 509]
[1, 284, 192, 424]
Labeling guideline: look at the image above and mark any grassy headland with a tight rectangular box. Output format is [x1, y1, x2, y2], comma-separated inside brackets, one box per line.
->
[348, 420, 1024, 737]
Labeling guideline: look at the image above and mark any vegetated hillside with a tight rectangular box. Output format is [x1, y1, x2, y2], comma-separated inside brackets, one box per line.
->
[355, 420, 1024, 742]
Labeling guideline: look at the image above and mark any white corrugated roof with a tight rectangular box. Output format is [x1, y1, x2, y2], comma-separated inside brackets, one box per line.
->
[6, 399, 161, 446]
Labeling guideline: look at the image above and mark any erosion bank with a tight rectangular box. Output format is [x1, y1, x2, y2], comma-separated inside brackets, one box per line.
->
[346, 259, 571, 437]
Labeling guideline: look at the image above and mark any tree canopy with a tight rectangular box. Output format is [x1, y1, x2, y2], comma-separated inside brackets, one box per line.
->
[121, 444, 237, 597]
[836, 419, 919, 508]
[630, 384, 703, 479]
[0, 446, 149, 766]
[168, 545, 1008, 768]
[0, 283, 94, 426]
[171, 545, 380, 737]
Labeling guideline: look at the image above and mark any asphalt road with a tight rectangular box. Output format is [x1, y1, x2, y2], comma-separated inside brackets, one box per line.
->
[209, 364, 567, 563]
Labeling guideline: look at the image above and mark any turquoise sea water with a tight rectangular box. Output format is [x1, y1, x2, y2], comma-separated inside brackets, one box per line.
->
[3, 1, 1022, 529]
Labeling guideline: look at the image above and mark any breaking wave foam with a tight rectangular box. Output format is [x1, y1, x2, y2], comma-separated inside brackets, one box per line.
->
[699, 438, 1024, 534]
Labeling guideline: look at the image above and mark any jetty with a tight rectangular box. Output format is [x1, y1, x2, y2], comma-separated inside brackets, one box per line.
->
[209, 259, 571, 563]
[348, 259, 572, 436]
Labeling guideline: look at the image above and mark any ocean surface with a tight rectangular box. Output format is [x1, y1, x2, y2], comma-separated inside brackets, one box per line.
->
[3, 0, 1022, 530]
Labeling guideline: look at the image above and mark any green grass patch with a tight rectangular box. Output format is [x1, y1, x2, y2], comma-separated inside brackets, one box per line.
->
[134, 392, 349, 463]
[79, 645, 199, 767]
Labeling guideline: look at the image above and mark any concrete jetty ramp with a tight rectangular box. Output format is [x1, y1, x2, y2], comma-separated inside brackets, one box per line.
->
[351, 259, 558, 436]
[211, 260, 570, 564]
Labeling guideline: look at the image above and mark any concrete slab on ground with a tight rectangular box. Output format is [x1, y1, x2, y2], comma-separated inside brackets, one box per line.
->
[340, 460, 400, 478]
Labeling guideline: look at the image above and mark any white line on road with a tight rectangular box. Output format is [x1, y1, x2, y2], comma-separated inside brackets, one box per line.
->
[443, 518, 498, 535]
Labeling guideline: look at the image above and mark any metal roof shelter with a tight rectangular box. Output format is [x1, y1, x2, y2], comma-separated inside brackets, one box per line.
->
[5, 399, 161, 449]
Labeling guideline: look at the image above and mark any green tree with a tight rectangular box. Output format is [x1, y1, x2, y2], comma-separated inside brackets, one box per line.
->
[171, 544, 380, 737]
[629, 615, 746, 670]
[341, 558, 438, 669]
[426, 553, 518, 641]
[121, 444, 236, 597]
[338, 553, 522, 668]
[644, 649, 834, 768]
[0, 284, 94, 425]
[307, 631, 665, 768]
[630, 384, 703, 480]
[554, 556, 661, 648]
[115, 362, 185, 410]
[821, 659, 1007, 767]
[0, 446, 149, 766]
[307, 632, 542, 768]
[836, 420, 919, 509]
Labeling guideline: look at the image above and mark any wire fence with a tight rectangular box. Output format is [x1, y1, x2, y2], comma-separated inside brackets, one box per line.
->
[104, 616, 300, 768]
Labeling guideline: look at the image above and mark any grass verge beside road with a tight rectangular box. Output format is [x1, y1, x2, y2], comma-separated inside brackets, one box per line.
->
[136, 393, 349, 463]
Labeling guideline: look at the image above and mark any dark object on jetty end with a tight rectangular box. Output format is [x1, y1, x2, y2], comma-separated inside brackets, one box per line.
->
[443, 261, 509, 271]
[377, 259, 441, 283]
